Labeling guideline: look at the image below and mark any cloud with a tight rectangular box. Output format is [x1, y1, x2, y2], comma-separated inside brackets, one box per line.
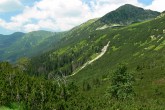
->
[89, 0, 144, 18]
[0, 0, 24, 12]
[0, 0, 92, 32]
[146, 0, 165, 12]
[0, 0, 161, 33]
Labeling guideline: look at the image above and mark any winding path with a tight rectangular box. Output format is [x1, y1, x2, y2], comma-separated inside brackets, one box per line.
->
[68, 41, 110, 77]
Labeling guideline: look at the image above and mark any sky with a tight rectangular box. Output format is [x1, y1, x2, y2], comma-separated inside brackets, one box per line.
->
[0, 0, 164, 34]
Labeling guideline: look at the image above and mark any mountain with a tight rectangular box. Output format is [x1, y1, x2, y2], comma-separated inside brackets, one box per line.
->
[0, 30, 65, 62]
[60, 18, 98, 42]
[0, 32, 25, 48]
[0, 32, 25, 59]
[93, 4, 160, 30]
[28, 9, 165, 110]
[26, 5, 162, 77]
[0, 18, 98, 62]
[0, 4, 165, 110]
[68, 13, 165, 109]
[28, 9, 165, 78]
[0, 4, 159, 62]
[25, 5, 165, 109]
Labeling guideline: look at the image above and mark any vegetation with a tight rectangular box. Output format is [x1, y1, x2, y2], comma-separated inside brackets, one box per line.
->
[0, 4, 165, 110]
[0, 31, 65, 62]
[91, 4, 160, 30]
[109, 64, 134, 100]
[0, 62, 80, 109]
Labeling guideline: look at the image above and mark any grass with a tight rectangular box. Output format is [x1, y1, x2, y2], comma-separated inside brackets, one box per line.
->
[154, 40, 165, 50]
[67, 15, 165, 109]
[0, 103, 24, 110]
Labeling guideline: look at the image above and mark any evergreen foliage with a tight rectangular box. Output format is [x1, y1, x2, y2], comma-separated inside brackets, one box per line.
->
[109, 64, 134, 100]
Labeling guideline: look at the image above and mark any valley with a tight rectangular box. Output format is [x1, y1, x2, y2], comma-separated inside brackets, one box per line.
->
[0, 4, 165, 110]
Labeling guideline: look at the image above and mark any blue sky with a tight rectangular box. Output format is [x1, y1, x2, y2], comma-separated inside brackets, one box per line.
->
[138, 0, 153, 5]
[0, 0, 164, 35]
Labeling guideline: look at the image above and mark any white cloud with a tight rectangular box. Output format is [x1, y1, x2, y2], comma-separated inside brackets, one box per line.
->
[0, 0, 163, 33]
[146, 0, 165, 12]
[0, 0, 24, 12]
[89, 0, 143, 18]
[0, 0, 92, 32]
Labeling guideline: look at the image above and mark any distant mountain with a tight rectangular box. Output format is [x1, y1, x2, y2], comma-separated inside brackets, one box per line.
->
[0, 31, 65, 62]
[93, 4, 160, 30]
[0, 32, 25, 59]
[0, 32, 25, 48]
[0, 18, 98, 62]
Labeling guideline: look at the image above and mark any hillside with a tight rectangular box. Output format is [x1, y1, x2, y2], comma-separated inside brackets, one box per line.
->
[26, 5, 161, 78]
[68, 13, 165, 109]
[28, 10, 165, 109]
[0, 31, 65, 62]
[0, 4, 165, 110]
[0, 18, 98, 62]
[0, 32, 25, 48]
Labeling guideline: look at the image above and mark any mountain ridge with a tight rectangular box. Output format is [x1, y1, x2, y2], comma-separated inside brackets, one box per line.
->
[0, 30, 65, 62]
[91, 4, 160, 30]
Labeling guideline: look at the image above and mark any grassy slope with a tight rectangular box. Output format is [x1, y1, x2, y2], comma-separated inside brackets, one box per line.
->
[68, 15, 165, 109]
[27, 18, 105, 76]
[56, 18, 98, 48]
[27, 5, 161, 79]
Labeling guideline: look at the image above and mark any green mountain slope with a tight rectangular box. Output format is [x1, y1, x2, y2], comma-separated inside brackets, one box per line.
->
[0, 32, 25, 48]
[68, 13, 165, 109]
[27, 5, 161, 78]
[0, 4, 165, 110]
[92, 4, 160, 30]
[0, 18, 98, 62]
[58, 18, 98, 46]
[26, 11, 165, 109]
[0, 31, 65, 62]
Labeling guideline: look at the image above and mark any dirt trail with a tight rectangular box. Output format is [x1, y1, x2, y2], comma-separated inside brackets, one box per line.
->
[68, 41, 110, 77]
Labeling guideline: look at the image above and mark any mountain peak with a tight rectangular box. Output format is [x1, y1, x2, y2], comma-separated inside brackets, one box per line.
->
[119, 4, 138, 7]
[116, 4, 143, 12]
[94, 4, 160, 28]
